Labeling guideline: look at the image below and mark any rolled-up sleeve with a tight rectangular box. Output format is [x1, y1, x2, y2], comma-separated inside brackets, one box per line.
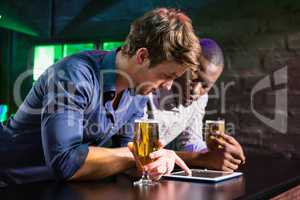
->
[41, 60, 93, 180]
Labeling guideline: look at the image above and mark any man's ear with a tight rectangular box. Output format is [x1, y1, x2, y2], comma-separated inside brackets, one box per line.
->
[136, 48, 150, 67]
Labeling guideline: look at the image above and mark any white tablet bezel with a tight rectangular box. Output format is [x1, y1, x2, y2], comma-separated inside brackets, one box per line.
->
[163, 169, 243, 182]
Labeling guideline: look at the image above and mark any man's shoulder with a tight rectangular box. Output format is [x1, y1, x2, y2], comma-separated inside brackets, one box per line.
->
[54, 50, 108, 71]
[74, 50, 108, 61]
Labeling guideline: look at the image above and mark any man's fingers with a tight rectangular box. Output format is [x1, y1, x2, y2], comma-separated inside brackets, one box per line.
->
[224, 160, 238, 171]
[206, 136, 220, 151]
[225, 145, 245, 162]
[221, 134, 238, 146]
[174, 154, 192, 176]
[147, 164, 166, 175]
[165, 159, 174, 175]
[222, 166, 234, 172]
[149, 149, 166, 159]
[212, 133, 242, 152]
[146, 149, 191, 180]
[230, 157, 242, 166]
[144, 157, 165, 171]
[212, 137, 228, 148]
[221, 134, 246, 162]
[212, 137, 245, 163]
[158, 140, 166, 148]
[225, 153, 242, 165]
[232, 152, 246, 164]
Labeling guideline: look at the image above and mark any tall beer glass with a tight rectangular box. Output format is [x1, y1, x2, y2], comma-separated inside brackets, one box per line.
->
[204, 120, 225, 150]
[133, 119, 159, 186]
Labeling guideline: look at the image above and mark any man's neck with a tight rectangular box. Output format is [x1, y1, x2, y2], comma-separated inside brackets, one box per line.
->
[115, 50, 132, 94]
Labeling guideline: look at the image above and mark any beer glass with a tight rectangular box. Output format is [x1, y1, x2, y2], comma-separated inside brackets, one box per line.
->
[204, 120, 225, 150]
[133, 119, 159, 186]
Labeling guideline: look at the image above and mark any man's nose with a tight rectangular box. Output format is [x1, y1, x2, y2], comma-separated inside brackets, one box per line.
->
[161, 80, 173, 90]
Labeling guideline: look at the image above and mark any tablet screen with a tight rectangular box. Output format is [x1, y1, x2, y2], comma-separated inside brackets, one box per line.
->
[174, 170, 230, 178]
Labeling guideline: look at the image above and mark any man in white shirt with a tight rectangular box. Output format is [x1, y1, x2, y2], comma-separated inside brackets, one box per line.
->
[147, 38, 245, 172]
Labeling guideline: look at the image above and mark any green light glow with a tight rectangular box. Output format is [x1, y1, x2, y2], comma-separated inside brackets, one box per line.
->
[0, 104, 8, 122]
[33, 43, 95, 81]
[102, 42, 124, 51]
[63, 43, 94, 57]
[33, 42, 124, 81]
[0, 13, 38, 36]
[33, 45, 57, 81]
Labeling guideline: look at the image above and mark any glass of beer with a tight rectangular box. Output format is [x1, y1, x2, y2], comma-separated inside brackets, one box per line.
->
[133, 119, 159, 186]
[204, 120, 225, 150]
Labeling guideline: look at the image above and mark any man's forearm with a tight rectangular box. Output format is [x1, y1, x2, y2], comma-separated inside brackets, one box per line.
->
[70, 146, 135, 181]
[177, 150, 244, 172]
[176, 151, 211, 168]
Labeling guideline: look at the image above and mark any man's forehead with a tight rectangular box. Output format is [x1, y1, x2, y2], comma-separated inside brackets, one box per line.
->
[195, 63, 221, 76]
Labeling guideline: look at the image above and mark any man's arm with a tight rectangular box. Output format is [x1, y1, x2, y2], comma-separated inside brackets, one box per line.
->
[70, 147, 135, 181]
[170, 95, 245, 171]
[40, 61, 136, 181]
[176, 134, 246, 172]
[176, 150, 241, 172]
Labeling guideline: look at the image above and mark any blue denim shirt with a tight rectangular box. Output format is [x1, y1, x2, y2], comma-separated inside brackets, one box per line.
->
[0, 49, 148, 184]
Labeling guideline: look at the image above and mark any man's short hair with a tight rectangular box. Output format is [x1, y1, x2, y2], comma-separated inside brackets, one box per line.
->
[200, 38, 224, 68]
[121, 8, 200, 70]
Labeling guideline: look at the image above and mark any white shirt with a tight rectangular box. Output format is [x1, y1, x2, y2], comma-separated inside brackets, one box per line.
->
[147, 90, 208, 152]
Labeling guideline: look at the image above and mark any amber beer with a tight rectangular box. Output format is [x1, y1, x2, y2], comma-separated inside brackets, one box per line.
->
[204, 120, 225, 149]
[133, 120, 159, 166]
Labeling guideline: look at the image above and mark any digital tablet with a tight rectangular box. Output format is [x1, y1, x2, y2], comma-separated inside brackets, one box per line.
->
[163, 169, 243, 183]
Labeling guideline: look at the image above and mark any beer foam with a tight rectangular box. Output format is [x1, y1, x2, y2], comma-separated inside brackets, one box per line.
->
[134, 119, 159, 123]
[205, 120, 225, 124]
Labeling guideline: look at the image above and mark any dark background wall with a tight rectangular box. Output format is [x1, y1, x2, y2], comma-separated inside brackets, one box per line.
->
[0, 30, 35, 113]
[0, 0, 299, 158]
[201, 1, 300, 159]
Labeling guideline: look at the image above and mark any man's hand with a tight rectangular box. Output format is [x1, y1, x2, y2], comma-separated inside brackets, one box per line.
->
[128, 141, 191, 181]
[145, 149, 191, 181]
[204, 133, 245, 172]
[204, 149, 240, 172]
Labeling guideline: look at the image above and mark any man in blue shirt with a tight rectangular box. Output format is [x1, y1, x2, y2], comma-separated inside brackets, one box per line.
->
[0, 8, 200, 184]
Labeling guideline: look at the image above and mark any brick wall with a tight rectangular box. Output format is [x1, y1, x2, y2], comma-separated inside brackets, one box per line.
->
[201, 2, 300, 159]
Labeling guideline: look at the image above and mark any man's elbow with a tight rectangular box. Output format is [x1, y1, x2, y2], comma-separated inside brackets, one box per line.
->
[45, 154, 85, 181]
[45, 144, 90, 181]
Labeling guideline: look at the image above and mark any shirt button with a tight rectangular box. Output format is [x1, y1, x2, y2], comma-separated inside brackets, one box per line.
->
[111, 126, 117, 131]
